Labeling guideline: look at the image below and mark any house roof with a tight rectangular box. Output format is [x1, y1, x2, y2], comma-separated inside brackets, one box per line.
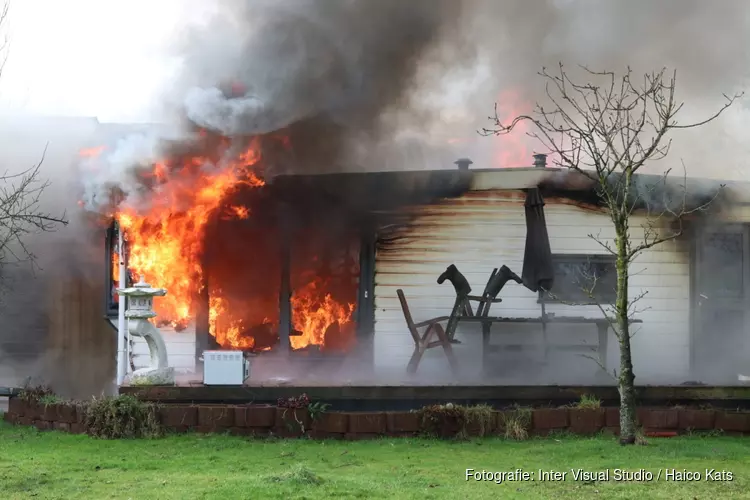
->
[83, 119, 749, 213]
[271, 164, 748, 217]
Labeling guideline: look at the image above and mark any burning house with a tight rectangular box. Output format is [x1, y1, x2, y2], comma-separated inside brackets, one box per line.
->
[87, 133, 750, 387]
[100, 140, 474, 380]
[4, 1, 750, 398]
[64, 1, 747, 391]
[3, 115, 750, 397]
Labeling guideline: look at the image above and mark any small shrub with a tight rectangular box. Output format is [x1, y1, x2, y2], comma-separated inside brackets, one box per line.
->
[503, 419, 529, 441]
[462, 404, 494, 438]
[277, 394, 325, 434]
[418, 403, 467, 438]
[277, 394, 310, 409]
[38, 394, 63, 405]
[499, 405, 531, 441]
[418, 403, 494, 439]
[575, 394, 601, 409]
[307, 402, 330, 422]
[18, 384, 56, 403]
[686, 428, 724, 438]
[84, 395, 163, 439]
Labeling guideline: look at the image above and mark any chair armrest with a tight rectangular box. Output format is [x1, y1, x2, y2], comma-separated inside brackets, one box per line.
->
[466, 295, 502, 303]
[413, 316, 451, 328]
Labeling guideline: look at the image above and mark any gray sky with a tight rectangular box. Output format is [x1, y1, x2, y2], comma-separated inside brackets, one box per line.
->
[0, 0, 214, 122]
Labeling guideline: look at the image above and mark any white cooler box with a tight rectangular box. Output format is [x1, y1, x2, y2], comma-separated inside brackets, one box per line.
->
[203, 350, 250, 385]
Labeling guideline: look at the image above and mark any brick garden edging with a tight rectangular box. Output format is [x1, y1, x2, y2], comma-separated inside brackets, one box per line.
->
[4, 399, 750, 439]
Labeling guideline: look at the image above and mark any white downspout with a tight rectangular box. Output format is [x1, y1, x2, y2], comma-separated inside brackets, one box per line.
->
[116, 223, 127, 386]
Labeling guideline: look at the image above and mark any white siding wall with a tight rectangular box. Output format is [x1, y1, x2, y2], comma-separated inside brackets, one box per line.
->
[718, 204, 750, 223]
[373, 190, 690, 384]
[131, 325, 196, 373]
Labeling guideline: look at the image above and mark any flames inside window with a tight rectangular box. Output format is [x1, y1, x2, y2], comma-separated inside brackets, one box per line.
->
[98, 133, 362, 355]
[204, 189, 361, 353]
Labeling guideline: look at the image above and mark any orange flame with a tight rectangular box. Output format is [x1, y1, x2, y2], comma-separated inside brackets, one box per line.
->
[224, 205, 250, 220]
[445, 89, 535, 168]
[291, 278, 355, 351]
[491, 89, 534, 168]
[230, 81, 246, 96]
[209, 295, 255, 349]
[116, 138, 265, 331]
[111, 133, 356, 353]
[112, 251, 119, 282]
[111, 251, 120, 304]
[79, 146, 106, 158]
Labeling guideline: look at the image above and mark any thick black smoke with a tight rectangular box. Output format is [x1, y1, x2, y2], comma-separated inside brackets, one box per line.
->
[172, 0, 749, 177]
[83, 0, 750, 211]
[175, 0, 469, 173]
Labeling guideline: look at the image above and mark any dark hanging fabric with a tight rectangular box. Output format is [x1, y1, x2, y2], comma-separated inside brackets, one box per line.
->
[521, 187, 554, 293]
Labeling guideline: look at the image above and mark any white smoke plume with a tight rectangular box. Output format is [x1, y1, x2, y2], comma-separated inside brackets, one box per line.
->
[80, 126, 188, 212]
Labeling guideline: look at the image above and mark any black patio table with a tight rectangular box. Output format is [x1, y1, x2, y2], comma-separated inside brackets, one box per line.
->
[449, 308, 643, 377]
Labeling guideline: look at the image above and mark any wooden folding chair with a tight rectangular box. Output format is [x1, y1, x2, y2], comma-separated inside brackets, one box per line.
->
[439, 264, 522, 341]
[396, 289, 459, 375]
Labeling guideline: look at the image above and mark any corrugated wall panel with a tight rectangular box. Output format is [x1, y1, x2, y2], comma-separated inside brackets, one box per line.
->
[373, 190, 690, 384]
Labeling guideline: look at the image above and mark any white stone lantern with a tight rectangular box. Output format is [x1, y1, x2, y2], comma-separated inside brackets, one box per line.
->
[117, 276, 174, 385]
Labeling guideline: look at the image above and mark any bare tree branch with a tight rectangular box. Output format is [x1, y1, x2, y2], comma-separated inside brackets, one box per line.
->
[0, 1, 10, 81]
[481, 64, 742, 444]
[0, 2, 68, 293]
[0, 145, 69, 275]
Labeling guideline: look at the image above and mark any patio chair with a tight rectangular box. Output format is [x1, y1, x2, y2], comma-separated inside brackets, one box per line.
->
[396, 289, 459, 375]
[438, 264, 523, 340]
[478, 265, 523, 315]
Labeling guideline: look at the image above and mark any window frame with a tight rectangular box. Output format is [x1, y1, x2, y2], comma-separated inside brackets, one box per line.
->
[105, 221, 130, 317]
[540, 253, 618, 305]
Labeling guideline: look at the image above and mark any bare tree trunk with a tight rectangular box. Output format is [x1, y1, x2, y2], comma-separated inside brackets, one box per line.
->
[615, 222, 637, 444]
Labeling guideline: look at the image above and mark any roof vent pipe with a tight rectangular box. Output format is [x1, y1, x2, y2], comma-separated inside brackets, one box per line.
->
[533, 153, 547, 168]
[455, 158, 473, 171]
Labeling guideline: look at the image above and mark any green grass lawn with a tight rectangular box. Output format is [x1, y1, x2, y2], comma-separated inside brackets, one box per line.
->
[1, 421, 749, 499]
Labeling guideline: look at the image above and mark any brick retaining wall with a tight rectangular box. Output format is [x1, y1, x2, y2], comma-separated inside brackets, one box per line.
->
[3, 398, 750, 439]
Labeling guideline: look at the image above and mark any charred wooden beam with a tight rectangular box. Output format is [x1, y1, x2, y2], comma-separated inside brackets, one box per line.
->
[278, 200, 292, 353]
[194, 272, 216, 361]
[355, 225, 376, 371]
[195, 226, 218, 366]
[104, 221, 117, 317]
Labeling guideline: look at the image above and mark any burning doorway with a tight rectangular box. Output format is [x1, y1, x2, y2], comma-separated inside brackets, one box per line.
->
[288, 217, 360, 354]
